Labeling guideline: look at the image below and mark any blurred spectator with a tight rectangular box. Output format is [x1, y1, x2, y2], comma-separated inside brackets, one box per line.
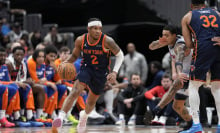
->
[116, 73, 146, 126]
[162, 52, 171, 73]
[30, 30, 42, 48]
[119, 42, 148, 84]
[145, 74, 175, 125]
[147, 61, 164, 90]
[0, 1, 10, 21]
[35, 43, 45, 50]
[8, 22, 28, 42]
[1, 17, 10, 36]
[44, 25, 63, 48]
[0, 34, 9, 47]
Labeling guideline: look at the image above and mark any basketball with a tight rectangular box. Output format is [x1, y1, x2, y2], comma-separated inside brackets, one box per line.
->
[57, 63, 76, 80]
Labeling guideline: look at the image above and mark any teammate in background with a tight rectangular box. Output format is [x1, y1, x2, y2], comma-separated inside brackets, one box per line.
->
[181, 0, 220, 132]
[27, 49, 58, 120]
[44, 45, 68, 118]
[0, 47, 15, 127]
[149, 25, 193, 132]
[52, 18, 124, 132]
[6, 46, 44, 127]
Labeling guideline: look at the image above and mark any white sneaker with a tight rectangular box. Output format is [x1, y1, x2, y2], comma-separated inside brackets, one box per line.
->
[52, 117, 63, 128]
[115, 118, 125, 125]
[151, 116, 159, 123]
[88, 109, 105, 119]
[128, 118, 136, 125]
[77, 110, 88, 132]
[157, 116, 167, 125]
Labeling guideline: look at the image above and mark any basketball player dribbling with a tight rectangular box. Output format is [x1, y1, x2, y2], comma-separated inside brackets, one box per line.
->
[181, 0, 220, 132]
[52, 18, 124, 132]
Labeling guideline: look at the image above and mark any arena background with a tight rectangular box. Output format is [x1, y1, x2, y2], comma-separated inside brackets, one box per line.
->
[10, 0, 218, 61]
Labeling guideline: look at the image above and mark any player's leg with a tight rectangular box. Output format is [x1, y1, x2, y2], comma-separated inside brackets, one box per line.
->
[0, 85, 15, 127]
[20, 84, 44, 127]
[52, 80, 85, 127]
[172, 97, 192, 132]
[44, 86, 58, 117]
[180, 80, 203, 133]
[31, 84, 45, 118]
[56, 84, 68, 110]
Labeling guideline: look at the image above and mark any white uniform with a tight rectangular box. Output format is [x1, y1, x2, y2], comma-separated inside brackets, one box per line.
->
[168, 35, 193, 96]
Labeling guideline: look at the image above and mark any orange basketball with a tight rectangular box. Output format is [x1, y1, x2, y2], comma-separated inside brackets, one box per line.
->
[58, 63, 76, 80]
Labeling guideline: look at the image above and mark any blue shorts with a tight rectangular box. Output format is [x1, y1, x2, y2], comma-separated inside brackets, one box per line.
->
[190, 46, 220, 81]
[77, 65, 107, 95]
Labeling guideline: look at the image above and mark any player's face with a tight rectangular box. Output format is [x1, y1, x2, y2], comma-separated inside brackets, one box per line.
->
[161, 78, 172, 90]
[162, 30, 176, 45]
[131, 75, 141, 87]
[88, 26, 102, 40]
[0, 51, 6, 65]
[60, 51, 70, 62]
[13, 50, 25, 63]
[46, 53, 57, 62]
[36, 52, 45, 65]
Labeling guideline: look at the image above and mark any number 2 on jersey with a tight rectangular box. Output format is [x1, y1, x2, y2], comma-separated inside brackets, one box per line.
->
[91, 55, 98, 64]
[200, 15, 219, 28]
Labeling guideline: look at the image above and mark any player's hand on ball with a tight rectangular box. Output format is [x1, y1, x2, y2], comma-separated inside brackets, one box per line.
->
[107, 72, 117, 84]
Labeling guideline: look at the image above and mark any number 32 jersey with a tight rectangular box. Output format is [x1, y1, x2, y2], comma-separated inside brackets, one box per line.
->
[81, 33, 111, 72]
[189, 8, 220, 52]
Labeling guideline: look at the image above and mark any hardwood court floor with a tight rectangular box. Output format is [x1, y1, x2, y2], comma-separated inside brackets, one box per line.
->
[0, 125, 218, 133]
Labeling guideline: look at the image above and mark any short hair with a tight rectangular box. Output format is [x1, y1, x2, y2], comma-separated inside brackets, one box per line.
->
[32, 49, 44, 62]
[88, 18, 101, 23]
[162, 73, 171, 80]
[191, 0, 205, 5]
[130, 73, 140, 80]
[60, 46, 70, 53]
[0, 47, 5, 52]
[12, 46, 25, 53]
[163, 25, 177, 35]
[49, 25, 58, 31]
[150, 61, 162, 70]
[44, 45, 58, 55]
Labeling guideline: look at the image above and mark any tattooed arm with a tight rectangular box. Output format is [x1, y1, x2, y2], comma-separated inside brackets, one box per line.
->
[149, 40, 168, 50]
[174, 43, 186, 74]
[104, 36, 124, 83]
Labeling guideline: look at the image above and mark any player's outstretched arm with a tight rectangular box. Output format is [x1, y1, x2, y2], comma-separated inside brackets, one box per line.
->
[65, 36, 83, 63]
[149, 39, 168, 50]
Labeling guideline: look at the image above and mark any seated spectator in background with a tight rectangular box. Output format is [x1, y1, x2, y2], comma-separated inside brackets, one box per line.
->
[162, 52, 171, 73]
[35, 43, 45, 50]
[147, 61, 164, 90]
[8, 22, 28, 42]
[44, 25, 63, 49]
[145, 74, 175, 125]
[1, 17, 11, 36]
[116, 73, 145, 126]
[1, 35, 10, 48]
[30, 30, 42, 48]
[119, 42, 148, 84]
[0, 1, 10, 22]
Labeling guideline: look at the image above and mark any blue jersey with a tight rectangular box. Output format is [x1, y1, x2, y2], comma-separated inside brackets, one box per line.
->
[0, 65, 10, 81]
[81, 33, 110, 72]
[36, 64, 46, 79]
[190, 8, 220, 55]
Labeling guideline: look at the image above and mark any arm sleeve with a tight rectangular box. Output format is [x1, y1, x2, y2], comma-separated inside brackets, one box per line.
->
[144, 86, 158, 100]
[27, 58, 40, 83]
[5, 66, 11, 81]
